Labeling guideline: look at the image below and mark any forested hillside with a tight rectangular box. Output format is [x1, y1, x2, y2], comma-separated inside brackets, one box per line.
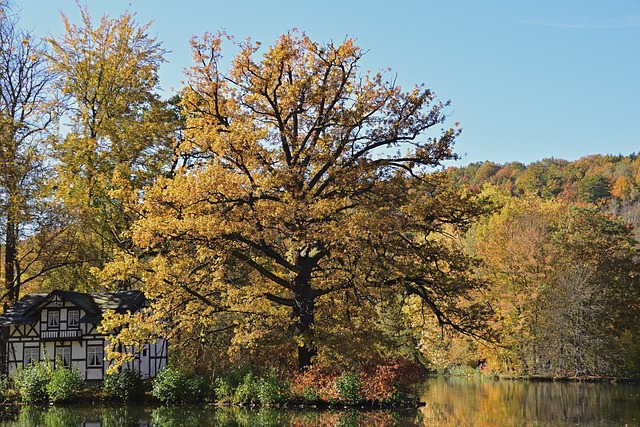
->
[438, 156, 640, 377]
[447, 155, 640, 236]
[0, 2, 638, 381]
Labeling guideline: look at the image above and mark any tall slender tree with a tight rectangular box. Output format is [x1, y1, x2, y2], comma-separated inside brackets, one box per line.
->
[0, 4, 57, 307]
[0, 1, 60, 375]
[46, 6, 179, 289]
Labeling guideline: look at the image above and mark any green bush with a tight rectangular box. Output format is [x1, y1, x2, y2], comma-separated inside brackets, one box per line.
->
[445, 364, 478, 377]
[103, 369, 145, 401]
[213, 366, 253, 403]
[257, 372, 287, 405]
[214, 370, 288, 405]
[301, 385, 319, 403]
[46, 366, 84, 403]
[335, 372, 361, 405]
[0, 375, 17, 403]
[13, 360, 52, 403]
[214, 376, 236, 403]
[233, 372, 258, 404]
[152, 367, 206, 403]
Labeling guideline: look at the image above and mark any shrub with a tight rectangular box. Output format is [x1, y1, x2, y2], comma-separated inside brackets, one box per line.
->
[214, 376, 236, 403]
[103, 369, 145, 401]
[445, 364, 477, 377]
[13, 360, 52, 403]
[301, 385, 319, 403]
[289, 359, 424, 406]
[213, 366, 254, 403]
[289, 367, 338, 403]
[334, 372, 361, 405]
[46, 366, 84, 403]
[257, 371, 287, 405]
[360, 359, 424, 404]
[152, 367, 206, 403]
[214, 370, 288, 405]
[233, 372, 258, 404]
[0, 375, 17, 403]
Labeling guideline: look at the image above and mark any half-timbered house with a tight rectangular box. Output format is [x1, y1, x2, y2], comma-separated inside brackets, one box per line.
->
[0, 290, 167, 380]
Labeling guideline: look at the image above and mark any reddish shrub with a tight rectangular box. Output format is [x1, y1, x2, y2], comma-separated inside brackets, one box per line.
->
[289, 359, 424, 405]
[289, 366, 339, 403]
[359, 359, 424, 403]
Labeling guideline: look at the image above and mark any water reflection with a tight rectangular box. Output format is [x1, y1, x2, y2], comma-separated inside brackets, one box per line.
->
[1, 405, 421, 427]
[4, 405, 153, 427]
[421, 376, 640, 426]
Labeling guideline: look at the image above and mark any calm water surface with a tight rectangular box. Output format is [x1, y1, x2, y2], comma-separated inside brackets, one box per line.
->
[422, 376, 640, 426]
[2, 377, 639, 426]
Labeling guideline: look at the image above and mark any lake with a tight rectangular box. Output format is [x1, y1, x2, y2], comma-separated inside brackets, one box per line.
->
[422, 376, 640, 426]
[2, 377, 640, 426]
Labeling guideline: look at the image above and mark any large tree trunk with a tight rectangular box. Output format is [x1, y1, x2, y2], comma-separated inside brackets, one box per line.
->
[292, 244, 323, 369]
[294, 287, 316, 369]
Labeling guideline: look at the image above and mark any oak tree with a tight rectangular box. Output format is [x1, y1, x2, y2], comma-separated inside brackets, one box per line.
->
[104, 31, 489, 369]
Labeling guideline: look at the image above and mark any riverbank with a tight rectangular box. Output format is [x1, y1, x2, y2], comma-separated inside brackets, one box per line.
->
[0, 388, 424, 410]
[4, 377, 640, 427]
[0, 402, 423, 427]
[439, 363, 640, 383]
[1, 360, 425, 408]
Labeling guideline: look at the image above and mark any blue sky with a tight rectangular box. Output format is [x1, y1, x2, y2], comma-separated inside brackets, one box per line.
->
[16, 0, 640, 166]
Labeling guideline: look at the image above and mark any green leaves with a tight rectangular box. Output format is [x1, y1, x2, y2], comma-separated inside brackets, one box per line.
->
[43, 5, 179, 290]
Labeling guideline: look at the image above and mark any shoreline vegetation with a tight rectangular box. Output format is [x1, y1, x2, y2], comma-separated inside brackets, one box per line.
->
[0, 360, 425, 409]
[3, 365, 640, 426]
[2, 361, 639, 413]
[440, 364, 640, 384]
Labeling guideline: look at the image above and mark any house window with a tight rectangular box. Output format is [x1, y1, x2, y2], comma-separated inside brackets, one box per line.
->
[87, 346, 103, 368]
[47, 310, 60, 329]
[23, 347, 39, 366]
[55, 347, 71, 368]
[68, 310, 80, 328]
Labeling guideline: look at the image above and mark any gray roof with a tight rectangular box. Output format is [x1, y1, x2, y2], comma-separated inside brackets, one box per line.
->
[0, 290, 146, 326]
[0, 294, 46, 326]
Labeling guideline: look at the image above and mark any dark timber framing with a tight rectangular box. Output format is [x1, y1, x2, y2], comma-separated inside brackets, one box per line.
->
[0, 290, 167, 380]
